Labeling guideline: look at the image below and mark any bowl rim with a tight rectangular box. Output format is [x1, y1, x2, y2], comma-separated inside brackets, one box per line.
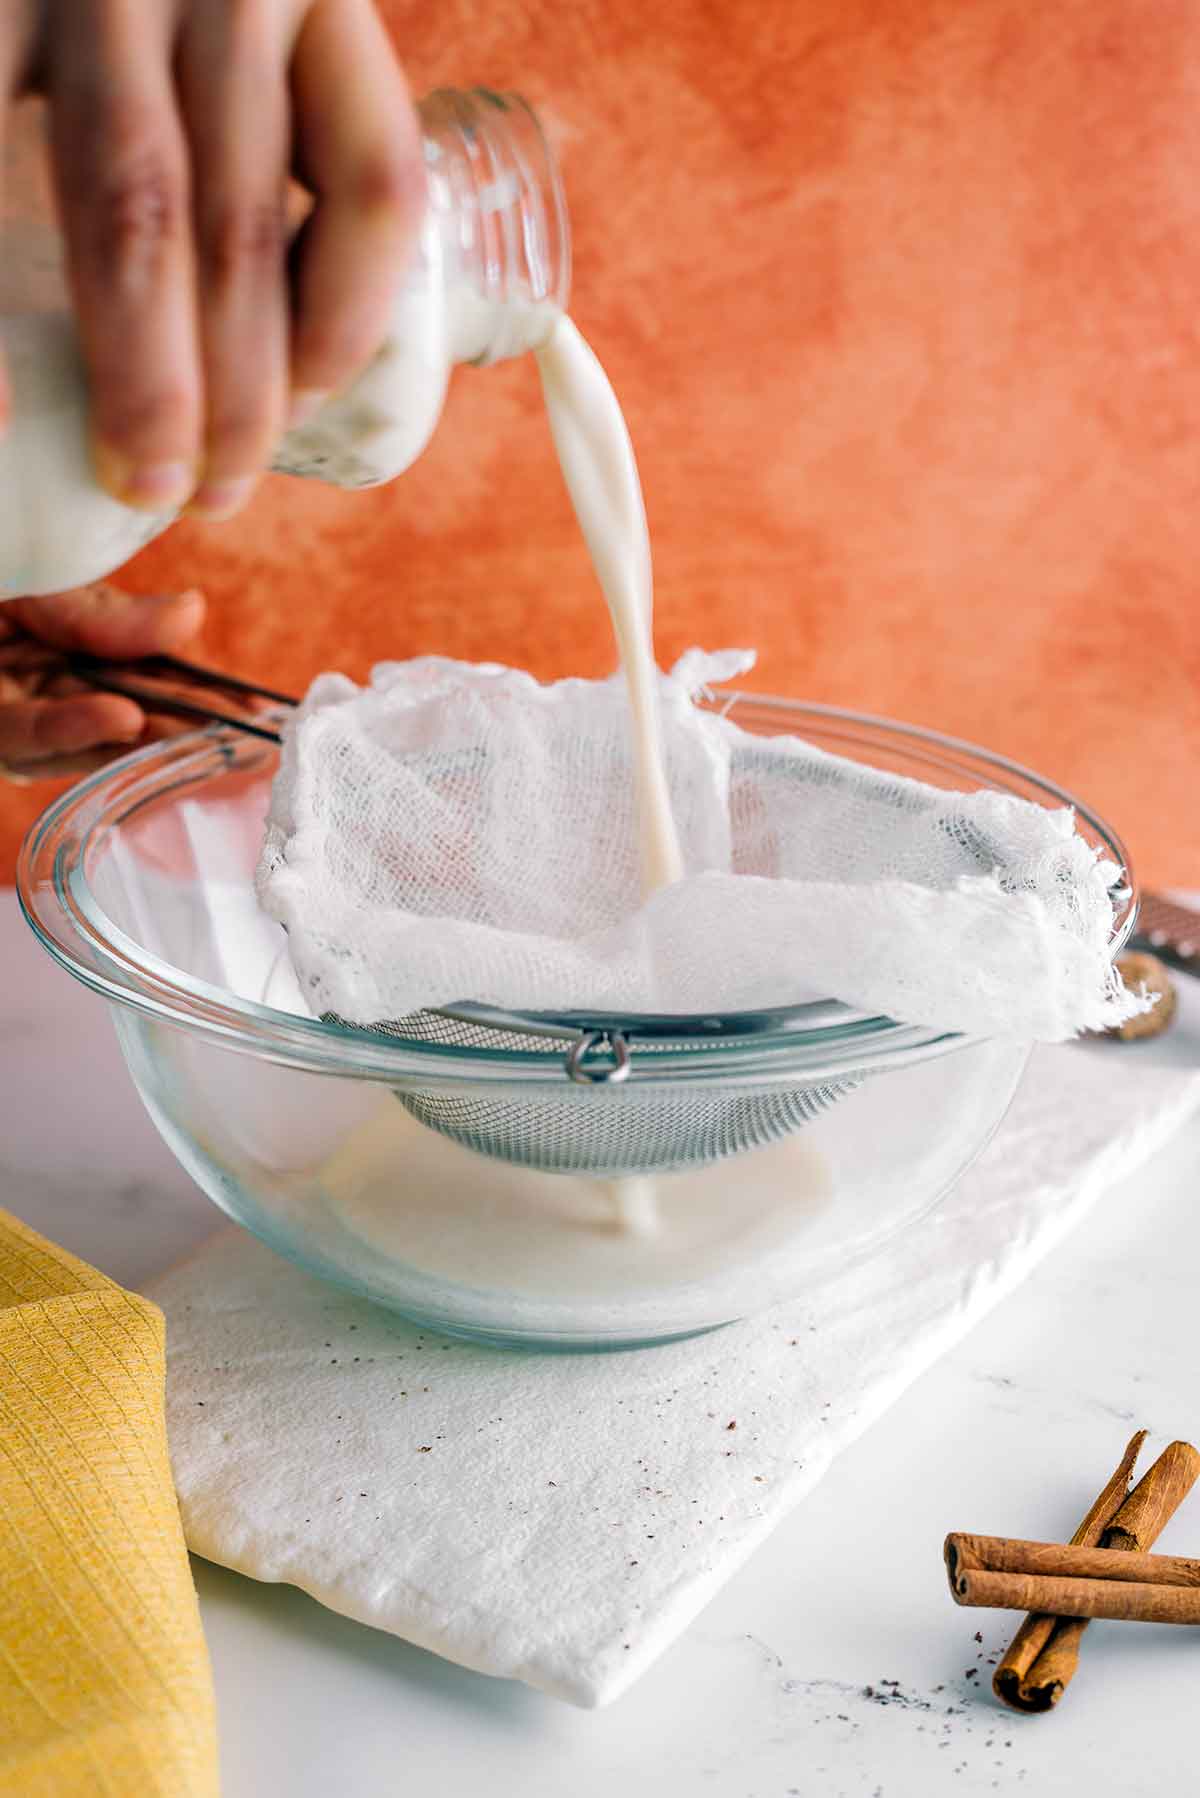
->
[16, 689, 1138, 1086]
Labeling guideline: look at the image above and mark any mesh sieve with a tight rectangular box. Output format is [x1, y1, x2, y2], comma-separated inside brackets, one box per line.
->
[325, 1002, 864, 1176]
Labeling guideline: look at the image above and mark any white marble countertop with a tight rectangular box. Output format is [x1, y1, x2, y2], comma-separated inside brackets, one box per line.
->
[3, 885, 1199, 1797]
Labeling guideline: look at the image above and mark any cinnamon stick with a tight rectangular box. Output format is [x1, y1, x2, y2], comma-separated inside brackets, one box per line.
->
[992, 1437, 1200, 1712]
[952, 1569, 1200, 1624]
[1102, 1440, 1200, 1552]
[988, 1429, 1145, 1714]
[947, 1534, 1200, 1589]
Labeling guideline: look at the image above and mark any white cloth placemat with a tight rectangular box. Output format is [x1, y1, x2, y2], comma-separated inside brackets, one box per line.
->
[149, 1043, 1200, 1707]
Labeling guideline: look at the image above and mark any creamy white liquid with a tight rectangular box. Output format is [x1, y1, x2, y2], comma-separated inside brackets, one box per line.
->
[535, 317, 691, 1235]
[316, 1094, 831, 1302]
[536, 318, 684, 897]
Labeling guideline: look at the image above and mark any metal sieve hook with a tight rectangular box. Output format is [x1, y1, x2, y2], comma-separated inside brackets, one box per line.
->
[566, 1030, 632, 1086]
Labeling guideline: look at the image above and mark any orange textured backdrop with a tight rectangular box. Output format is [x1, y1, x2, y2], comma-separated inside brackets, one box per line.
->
[3, 0, 1198, 884]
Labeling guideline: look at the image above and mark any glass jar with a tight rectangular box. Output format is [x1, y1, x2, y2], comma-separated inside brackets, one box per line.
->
[0, 89, 570, 598]
[274, 88, 571, 489]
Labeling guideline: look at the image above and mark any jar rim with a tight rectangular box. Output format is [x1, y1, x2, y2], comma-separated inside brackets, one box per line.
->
[421, 87, 571, 365]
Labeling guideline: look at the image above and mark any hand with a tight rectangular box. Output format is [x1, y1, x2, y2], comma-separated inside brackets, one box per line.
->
[0, 583, 206, 782]
[0, 1, 422, 521]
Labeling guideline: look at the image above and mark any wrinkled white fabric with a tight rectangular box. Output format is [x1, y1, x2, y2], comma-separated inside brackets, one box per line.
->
[257, 650, 1141, 1040]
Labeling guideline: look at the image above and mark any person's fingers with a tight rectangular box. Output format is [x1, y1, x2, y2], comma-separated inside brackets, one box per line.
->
[0, 744, 146, 784]
[138, 709, 192, 743]
[46, 0, 200, 512]
[0, 689, 143, 763]
[177, 1, 290, 521]
[287, 0, 423, 419]
[0, 633, 53, 677]
[11, 666, 186, 746]
[9, 583, 206, 658]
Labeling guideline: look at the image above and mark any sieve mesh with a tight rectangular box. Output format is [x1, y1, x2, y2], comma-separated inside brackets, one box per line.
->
[325, 1007, 858, 1176]
[397, 1079, 852, 1176]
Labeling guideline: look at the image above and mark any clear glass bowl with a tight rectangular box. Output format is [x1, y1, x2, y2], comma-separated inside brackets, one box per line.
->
[17, 694, 1135, 1350]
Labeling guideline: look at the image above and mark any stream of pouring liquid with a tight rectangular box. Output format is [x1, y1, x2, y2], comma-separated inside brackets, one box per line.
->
[536, 318, 685, 896]
[536, 316, 685, 1235]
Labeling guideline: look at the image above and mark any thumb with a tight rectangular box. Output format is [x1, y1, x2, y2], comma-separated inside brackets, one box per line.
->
[10, 584, 206, 659]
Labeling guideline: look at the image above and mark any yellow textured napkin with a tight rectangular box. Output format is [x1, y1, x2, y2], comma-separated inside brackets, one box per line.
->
[0, 1209, 219, 1797]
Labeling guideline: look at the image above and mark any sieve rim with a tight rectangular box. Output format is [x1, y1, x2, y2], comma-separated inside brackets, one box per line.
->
[17, 690, 1137, 1087]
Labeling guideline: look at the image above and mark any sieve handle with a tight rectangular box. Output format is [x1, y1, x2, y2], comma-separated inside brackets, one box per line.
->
[66, 652, 294, 744]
